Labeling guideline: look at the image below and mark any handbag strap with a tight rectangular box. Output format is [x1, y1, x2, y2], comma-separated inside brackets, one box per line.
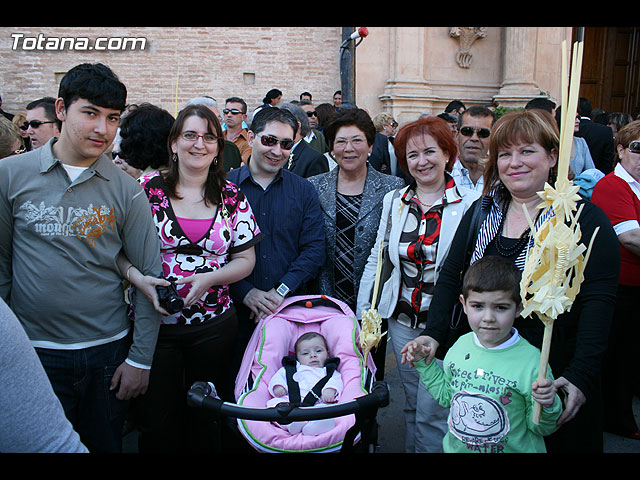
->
[370, 189, 401, 309]
[383, 188, 401, 245]
[459, 197, 490, 286]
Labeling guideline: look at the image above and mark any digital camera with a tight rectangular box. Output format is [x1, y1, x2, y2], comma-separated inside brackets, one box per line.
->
[156, 280, 184, 314]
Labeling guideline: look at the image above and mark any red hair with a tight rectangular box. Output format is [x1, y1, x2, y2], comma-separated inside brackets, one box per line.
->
[394, 116, 458, 176]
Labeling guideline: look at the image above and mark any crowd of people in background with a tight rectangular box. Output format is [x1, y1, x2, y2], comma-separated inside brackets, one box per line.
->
[0, 62, 639, 455]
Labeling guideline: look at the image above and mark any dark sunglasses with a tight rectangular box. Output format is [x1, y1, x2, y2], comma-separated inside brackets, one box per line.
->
[23, 120, 56, 129]
[460, 126, 491, 138]
[306, 111, 317, 117]
[628, 141, 640, 154]
[111, 151, 122, 159]
[223, 108, 243, 115]
[258, 134, 294, 150]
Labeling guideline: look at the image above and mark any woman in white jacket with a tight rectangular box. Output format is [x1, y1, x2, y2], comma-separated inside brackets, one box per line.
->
[357, 116, 479, 453]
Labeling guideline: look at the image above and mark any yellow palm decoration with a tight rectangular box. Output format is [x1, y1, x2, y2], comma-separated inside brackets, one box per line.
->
[519, 31, 600, 424]
[360, 239, 386, 367]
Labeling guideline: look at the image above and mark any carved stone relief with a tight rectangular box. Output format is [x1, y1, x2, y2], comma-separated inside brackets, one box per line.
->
[449, 27, 487, 68]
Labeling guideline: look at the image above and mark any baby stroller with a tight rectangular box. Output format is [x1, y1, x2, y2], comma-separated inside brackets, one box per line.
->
[187, 295, 389, 453]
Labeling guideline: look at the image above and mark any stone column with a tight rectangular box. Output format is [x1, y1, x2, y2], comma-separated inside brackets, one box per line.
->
[494, 27, 541, 107]
[378, 27, 439, 123]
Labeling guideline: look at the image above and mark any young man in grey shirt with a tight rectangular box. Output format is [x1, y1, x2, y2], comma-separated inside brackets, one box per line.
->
[0, 63, 163, 452]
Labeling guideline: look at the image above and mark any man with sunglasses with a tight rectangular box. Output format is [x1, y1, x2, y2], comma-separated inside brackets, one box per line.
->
[226, 106, 325, 376]
[451, 105, 496, 191]
[223, 96, 251, 164]
[280, 102, 329, 178]
[25, 97, 61, 149]
[299, 100, 328, 154]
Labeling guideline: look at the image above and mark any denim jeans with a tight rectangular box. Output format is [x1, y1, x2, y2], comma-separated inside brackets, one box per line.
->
[35, 335, 131, 453]
[388, 317, 449, 453]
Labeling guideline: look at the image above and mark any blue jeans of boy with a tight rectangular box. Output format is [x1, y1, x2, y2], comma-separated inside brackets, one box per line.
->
[36, 335, 131, 453]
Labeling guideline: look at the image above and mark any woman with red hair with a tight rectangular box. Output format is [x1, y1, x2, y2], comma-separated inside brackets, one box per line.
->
[357, 115, 480, 452]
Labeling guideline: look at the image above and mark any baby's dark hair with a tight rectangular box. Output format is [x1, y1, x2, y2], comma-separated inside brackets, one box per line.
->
[462, 256, 522, 305]
[294, 332, 328, 354]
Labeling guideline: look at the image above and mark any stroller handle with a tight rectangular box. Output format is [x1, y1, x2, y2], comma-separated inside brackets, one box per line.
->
[187, 380, 390, 423]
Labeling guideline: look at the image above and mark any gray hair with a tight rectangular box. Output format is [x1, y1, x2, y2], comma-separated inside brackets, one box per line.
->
[187, 96, 218, 108]
[278, 102, 310, 137]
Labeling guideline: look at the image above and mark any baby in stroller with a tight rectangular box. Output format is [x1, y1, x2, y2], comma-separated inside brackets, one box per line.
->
[268, 332, 344, 436]
[230, 295, 384, 452]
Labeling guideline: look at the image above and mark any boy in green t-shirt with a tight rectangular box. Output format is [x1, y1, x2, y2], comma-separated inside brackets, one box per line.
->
[405, 256, 562, 453]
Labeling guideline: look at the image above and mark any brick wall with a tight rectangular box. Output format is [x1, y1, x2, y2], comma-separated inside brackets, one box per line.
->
[0, 26, 342, 119]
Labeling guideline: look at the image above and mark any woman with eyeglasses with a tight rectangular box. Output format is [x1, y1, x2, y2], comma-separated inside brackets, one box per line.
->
[121, 104, 262, 452]
[373, 112, 400, 176]
[404, 109, 620, 453]
[355, 115, 480, 452]
[308, 108, 404, 321]
[373, 112, 398, 139]
[592, 120, 640, 441]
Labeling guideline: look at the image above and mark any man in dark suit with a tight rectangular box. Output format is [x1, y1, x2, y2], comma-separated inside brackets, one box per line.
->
[369, 131, 391, 174]
[279, 102, 329, 178]
[370, 131, 411, 185]
[576, 97, 615, 174]
[299, 100, 329, 154]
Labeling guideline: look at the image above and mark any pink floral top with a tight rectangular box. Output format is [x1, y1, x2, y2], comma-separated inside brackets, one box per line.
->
[138, 171, 262, 325]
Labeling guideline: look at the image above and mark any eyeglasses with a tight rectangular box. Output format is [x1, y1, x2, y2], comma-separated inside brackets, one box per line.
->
[333, 136, 367, 149]
[223, 108, 243, 115]
[258, 134, 294, 150]
[459, 126, 491, 138]
[306, 111, 317, 118]
[23, 120, 56, 129]
[628, 141, 640, 154]
[181, 131, 218, 143]
[111, 151, 121, 159]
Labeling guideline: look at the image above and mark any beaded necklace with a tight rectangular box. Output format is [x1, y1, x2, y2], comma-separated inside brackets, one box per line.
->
[493, 201, 537, 257]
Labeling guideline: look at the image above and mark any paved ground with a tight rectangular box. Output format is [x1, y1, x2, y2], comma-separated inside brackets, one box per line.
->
[124, 343, 640, 454]
[376, 346, 640, 454]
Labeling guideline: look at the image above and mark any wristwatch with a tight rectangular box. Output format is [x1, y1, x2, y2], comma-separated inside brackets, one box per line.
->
[276, 283, 291, 297]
